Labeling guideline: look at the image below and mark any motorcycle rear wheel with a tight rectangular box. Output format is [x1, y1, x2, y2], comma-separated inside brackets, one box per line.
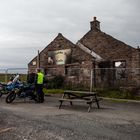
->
[6, 91, 16, 103]
[0, 91, 2, 97]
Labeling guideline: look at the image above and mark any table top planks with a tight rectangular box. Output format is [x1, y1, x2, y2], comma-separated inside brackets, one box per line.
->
[64, 90, 97, 95]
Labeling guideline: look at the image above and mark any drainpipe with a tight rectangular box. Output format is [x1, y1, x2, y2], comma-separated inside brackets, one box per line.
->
[37, 50, 40, 69]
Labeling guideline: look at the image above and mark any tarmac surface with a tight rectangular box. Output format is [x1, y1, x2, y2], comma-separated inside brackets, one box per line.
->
[0, 95, 140, 140]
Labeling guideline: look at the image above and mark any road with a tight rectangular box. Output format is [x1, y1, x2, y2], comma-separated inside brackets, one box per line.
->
[0, 95, 140, 140]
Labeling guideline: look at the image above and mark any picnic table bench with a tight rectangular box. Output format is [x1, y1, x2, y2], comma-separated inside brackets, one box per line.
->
[59, 90, 102, 112]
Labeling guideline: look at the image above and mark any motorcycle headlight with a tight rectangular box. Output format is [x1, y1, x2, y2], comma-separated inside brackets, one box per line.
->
[15, 88, 20, 93]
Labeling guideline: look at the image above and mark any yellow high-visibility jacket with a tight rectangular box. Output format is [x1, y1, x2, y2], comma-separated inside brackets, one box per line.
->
[37, 72, 44, 84]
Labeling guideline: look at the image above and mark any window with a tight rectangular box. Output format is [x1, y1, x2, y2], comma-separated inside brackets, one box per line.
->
[32, 61, 36, 66]
[114, 60, 127, 79]
[114, 61, 126, 68]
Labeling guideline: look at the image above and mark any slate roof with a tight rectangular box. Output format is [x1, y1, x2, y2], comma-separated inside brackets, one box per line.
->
[79, 29, 137, 61]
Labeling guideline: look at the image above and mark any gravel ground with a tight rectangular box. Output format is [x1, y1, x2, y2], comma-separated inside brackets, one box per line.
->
[0, 95, 140, 140]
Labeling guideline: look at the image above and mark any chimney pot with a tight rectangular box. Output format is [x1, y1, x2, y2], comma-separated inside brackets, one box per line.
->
[94, 17, 97, 21]
[58, 33, 62, 36]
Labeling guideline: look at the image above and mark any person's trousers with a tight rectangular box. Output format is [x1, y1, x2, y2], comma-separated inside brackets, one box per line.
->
[36, 84, 44, 103]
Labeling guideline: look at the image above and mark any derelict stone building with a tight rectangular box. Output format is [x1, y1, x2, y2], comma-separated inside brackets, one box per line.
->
[28, 17, 140, 88]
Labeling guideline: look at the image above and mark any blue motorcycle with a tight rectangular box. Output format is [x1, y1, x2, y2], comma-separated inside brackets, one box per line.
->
[0, 83, 8, 97]
[0, 82, 17, 97]
[5, 82, 37, 103]
[0, 75, 18, 97]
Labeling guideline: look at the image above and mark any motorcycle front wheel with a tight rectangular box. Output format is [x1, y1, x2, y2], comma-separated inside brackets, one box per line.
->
[6, 91, 16, 103]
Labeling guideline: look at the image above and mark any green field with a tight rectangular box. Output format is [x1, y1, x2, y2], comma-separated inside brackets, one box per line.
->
[0, 73, 27, 83]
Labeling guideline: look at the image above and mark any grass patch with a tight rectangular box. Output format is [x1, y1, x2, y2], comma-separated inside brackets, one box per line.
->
[43, 88, 64, 95]
[97, 88, 140, 100]
[0, 73, 27, 83]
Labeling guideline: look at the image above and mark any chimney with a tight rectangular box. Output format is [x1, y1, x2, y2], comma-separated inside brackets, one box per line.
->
[90, 17, 100, 31]
[58, 33, 63, 36]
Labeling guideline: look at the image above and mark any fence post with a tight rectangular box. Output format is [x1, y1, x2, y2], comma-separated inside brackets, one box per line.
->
[5, 69, 8, 83]
[90, 69, 93, 92]
[93, 59, 97, 88]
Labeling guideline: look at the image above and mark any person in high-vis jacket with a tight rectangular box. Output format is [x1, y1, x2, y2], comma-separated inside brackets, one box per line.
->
[35, 68, 44, 103]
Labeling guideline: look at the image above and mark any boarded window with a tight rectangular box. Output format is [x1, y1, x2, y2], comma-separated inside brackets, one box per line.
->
[114, 61, 127, 79]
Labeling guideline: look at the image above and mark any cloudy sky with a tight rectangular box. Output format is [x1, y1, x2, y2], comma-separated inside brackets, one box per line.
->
[0, 0, 140, 69]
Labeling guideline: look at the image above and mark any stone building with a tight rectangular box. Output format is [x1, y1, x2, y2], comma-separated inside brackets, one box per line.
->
[28, 17, 140, 88]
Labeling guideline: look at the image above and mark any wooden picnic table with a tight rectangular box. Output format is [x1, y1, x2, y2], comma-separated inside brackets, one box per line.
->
[59, 90, 102, 112]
